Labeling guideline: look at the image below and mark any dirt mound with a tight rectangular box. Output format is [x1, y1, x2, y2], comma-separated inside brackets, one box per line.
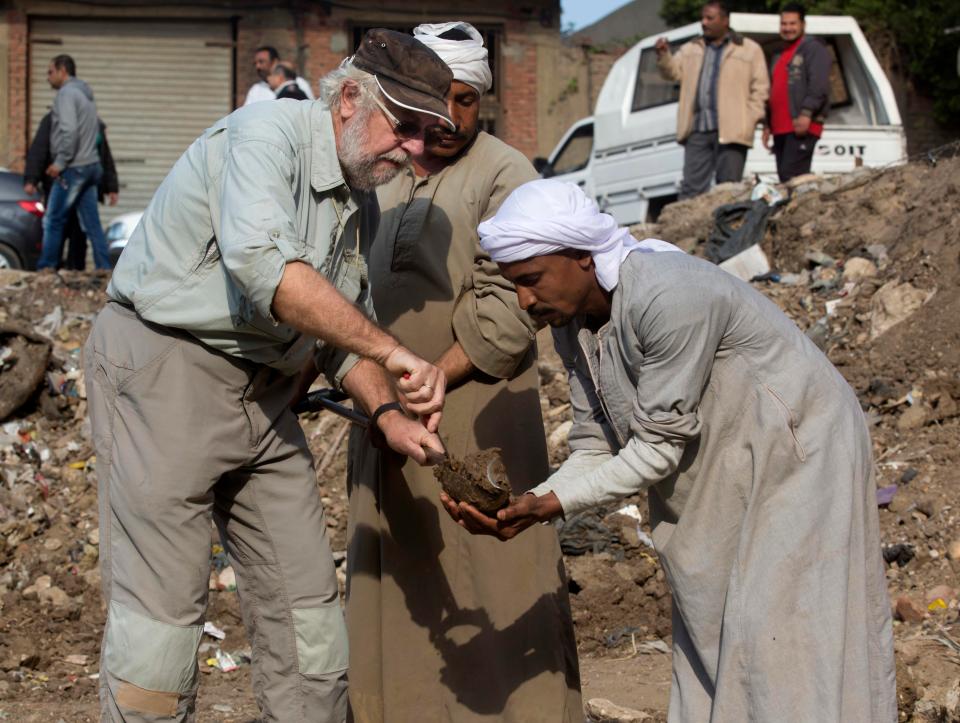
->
[1, 157, 959, 718]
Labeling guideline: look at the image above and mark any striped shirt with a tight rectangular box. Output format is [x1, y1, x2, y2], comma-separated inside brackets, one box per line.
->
[693, 36, 730, 133]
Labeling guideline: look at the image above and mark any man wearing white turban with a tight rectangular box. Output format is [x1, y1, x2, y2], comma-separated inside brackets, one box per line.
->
[346, 26, 582, 723]
[444, 179, 896, 722]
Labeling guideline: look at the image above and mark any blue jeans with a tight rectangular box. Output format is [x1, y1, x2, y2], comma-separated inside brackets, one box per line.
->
[38, 162, 110, 270]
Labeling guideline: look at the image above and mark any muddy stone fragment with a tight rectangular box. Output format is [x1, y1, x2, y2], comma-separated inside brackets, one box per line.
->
[434, 448, 511, 515]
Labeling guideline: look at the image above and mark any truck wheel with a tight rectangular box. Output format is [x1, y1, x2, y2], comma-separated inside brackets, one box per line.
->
[0, 243, 23, 270]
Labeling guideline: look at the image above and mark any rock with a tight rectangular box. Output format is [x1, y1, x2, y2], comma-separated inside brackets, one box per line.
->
[842, 257, 878, 283]
[38, 585, 71, 609]
[82, 567, 101, 590]
[86, 528, 99, 545]
[22, 574, 52, 600]
[947, 539, 960, 561]
[585, 698, 653, 722]
[869, 281, 934, 339]
[548, 420, 573, 450]
[895, 595, 926, 623]
[64, 654, 89, 666]
[43, 537, 62, 551]
[915, 496, 938, 518]
[897, 404, 929, 431]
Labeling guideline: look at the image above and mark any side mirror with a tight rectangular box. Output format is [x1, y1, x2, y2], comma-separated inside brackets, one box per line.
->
[532, 156, 553, 177]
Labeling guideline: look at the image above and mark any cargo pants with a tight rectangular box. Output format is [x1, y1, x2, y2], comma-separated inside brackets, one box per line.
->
[84, 302, 348, 722]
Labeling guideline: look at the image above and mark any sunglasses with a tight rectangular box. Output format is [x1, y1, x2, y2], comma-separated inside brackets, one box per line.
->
[368, 92, 425, 141]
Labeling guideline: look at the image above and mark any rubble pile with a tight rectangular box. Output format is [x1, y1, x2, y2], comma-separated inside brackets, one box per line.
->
[0, 156, 957, 719]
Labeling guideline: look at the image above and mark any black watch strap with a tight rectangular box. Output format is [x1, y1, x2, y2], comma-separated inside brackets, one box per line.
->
[370, 402, 403, 430]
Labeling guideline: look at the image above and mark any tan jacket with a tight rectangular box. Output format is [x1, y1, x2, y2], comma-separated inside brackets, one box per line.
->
[658, 32, 769, 147]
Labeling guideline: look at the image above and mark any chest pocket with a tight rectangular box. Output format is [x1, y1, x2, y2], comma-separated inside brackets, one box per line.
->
[389, 197, 433, 272]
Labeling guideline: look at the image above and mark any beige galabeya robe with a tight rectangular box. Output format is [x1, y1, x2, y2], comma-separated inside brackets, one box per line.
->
[346, 132, 582, 722]
[533, 249, 896, 722]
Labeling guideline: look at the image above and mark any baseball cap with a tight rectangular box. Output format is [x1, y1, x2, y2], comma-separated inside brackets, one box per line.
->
[351, 28, 455, 131]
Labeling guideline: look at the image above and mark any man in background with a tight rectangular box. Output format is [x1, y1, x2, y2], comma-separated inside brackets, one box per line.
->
[268, 63, 308, 100]
[36, 54, 111, 270]
[655, 1, 768, 199]
[25, 111, 119, 270]
[244, 45, 314, 104]
[763, 3, 832, 181]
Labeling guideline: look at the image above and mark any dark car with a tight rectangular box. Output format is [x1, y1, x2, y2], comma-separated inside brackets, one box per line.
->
[0, 171, 43, 270]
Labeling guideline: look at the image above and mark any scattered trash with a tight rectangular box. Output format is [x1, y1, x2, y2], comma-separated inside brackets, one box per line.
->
[212, 704, 234, 713]
[203, 622, 226, 640]
[216, 567, 236, 592]
[876, 485, 898, 507]
[210, 649, 238, 673]
[882, 543, 915, 567]
[63, 654, 89, 666]
[718, 243, 770, 282]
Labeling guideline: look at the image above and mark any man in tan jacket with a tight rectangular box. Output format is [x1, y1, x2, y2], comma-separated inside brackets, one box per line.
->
[656, 1, 768, 199]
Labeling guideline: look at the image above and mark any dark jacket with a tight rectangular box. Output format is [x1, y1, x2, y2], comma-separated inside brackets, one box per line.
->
[25, 112, 119, 203]
[275, 82, 308, 101]
[769, 34, 832, 124]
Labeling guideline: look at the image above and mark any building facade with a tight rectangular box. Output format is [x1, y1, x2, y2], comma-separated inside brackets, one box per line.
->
[0, 0, 561, 219]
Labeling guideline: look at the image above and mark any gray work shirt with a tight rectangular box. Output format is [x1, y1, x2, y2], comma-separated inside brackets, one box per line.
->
[108, 99, 377, 381]
[693, 36, 730, 133]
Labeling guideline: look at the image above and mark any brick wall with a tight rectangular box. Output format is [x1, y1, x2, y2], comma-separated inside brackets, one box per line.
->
[4, 1, 561, 166]
[6, 9, 27, 171]
[501, 22, 540, 159]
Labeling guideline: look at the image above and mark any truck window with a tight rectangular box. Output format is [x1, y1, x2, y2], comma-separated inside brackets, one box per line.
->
[631, 39, 690, 112]
[754, 33, 885, 126]
[551, 123, 594, 175]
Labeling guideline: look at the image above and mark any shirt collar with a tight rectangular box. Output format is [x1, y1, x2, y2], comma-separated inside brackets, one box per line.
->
[310, 101, 348, 194]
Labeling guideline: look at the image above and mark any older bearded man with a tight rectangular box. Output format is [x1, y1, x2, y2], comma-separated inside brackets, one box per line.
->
[86, 30, 451, 723]
[344, 22, 581, 723]
[444, 180, 896, 722]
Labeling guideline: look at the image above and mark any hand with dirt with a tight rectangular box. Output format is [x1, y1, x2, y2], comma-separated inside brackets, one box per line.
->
[378, 408, 446, 466]
[440, 491, 563, 541]
[384, 345, 446, 431]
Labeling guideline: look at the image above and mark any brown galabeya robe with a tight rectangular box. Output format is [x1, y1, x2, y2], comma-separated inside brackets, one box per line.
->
[346, 132, 582, 722]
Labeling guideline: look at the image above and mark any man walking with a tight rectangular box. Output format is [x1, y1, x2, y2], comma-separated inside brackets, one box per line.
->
[36, 55, 111, 270]
[655, 1, 768, 199]
[86, 30, 453, 722]
[244, 45, 314, 105]
[25, 111, 119, 269]
[446, 179, 896, 722]
[345, 22, 582, 722]
[763, 3, 832, 181]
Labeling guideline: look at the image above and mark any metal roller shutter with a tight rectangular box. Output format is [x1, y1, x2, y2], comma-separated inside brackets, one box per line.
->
[29, 18, 233, 223]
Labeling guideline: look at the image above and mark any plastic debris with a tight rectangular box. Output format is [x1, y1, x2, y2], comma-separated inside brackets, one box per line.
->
[876, 485, 898, 507]
[203, 621, 226, 640]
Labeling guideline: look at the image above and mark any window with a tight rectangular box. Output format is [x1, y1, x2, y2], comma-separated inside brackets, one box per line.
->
[550, 123, 593, 175]
[630, 39, 690, 113]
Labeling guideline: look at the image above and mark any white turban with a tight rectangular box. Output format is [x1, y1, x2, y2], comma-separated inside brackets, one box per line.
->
[413, 22, 493, 95]
[478, 179, 682, 291]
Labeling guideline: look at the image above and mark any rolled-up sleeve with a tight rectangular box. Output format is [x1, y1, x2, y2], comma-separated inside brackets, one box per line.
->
[451, 248, 537, 379]
[214, 139, 309, 323]
[451, 156, 539, 379]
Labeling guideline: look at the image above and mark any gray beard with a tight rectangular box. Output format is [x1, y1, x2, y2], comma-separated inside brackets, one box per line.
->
[338, 110, 410, 191]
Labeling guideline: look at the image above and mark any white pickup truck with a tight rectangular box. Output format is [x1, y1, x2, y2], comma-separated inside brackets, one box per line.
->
[536, 13, 906, 225]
